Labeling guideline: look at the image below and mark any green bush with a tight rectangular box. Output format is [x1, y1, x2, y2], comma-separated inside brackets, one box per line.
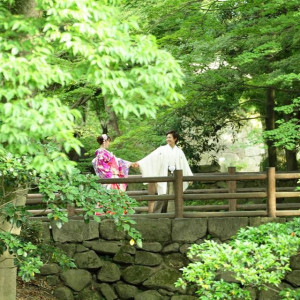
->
[176, 218, 300, 299]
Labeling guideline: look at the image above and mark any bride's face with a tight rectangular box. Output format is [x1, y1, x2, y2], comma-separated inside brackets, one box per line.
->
[103, 140, 110, 149]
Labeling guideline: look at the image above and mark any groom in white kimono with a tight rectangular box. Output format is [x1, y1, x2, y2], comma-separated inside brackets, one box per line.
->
[134, 131, 193, 213]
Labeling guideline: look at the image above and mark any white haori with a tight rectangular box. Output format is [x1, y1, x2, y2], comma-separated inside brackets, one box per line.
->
[138, 144, 193, 195]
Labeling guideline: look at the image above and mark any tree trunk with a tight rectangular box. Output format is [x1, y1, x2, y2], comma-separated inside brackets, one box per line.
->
[0, 188, 28, 300]
[265, 88, 277, 167]
[13, 0, 40, 17]
[104, 97, 121, 136]
[283, 114, 298, 171]
[107, 110, 121, 136]
[285, 149, 298, 171]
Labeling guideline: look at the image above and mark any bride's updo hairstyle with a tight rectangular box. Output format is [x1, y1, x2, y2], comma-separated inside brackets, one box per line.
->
[97, 134, 111, 145]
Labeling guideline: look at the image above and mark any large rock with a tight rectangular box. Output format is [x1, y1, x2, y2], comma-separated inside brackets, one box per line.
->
[114, 283, 139, 299]
[249, 217, 286, 227]
[41, 223, 51, 242]
[73, 250, 103, 269]
[208, 217, 248, 241]
[143, 268, 182, 292]
[76, 244, 89, 253]
[122, 265, 154, 284]
[258, 283, 291, 300]
[135, 251, 162, 266]
[120, 245, 136, 255]
[139, 242, 163, 252]
[286, 270, 300, 286]
[60, 269, 92, 292]
[99, 283, 118, 300]
[216, 271, 239, 283]
[179, 244, 191, 256]
[162, 243, 180, 253]
[158, 289, 174, 296]
[258, 288, 279, 300]
[172, 219, 207, 242]
[113, 251, 134, 264]
[171, 296, 197, 300]
[134, 290, 163, 300]
[77, 287, 102, 300]
[290, 254, 300, 269]
[83, 240, 121, 254]
[244, 287, 257, 300]
[53, 287, 74, 300]
[133, 219, 172, 242]
[52, 220, 99, 242]
[46, 275, 60, 286]
[56, 243, 77, 257]
[100, 219, 126, 240]
[164, 253, 189, 269]
[97, 261, 121, 282]
[39, 263, 60, 275]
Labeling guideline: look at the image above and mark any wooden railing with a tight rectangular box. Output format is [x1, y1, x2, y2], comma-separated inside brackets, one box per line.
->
[25, 167, 300, 220]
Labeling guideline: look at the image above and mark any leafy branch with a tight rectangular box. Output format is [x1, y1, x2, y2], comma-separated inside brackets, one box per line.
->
[176, 218, 300, 299]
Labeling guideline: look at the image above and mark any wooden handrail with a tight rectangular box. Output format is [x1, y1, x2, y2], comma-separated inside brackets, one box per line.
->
[183, 192, 267, 200]
[183, 174, 268, 181]
[98, 176, 173, 183]
[26, 187, 296, 203]
[25, 168, 300, 220]
[275, 173, 300, 179]
[27, 202, 300, 217]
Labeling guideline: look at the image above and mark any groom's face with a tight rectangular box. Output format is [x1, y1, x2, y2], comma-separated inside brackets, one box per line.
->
[166, 134, 176, 147]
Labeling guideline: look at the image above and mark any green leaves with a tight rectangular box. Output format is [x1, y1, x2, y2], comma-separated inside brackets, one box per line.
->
[0, 231, 42, 281]
[39, 0, 184, 118]
[0, 0, 184, 180]
[0, 203, 31, 228]
[263, 98, 300, 150]
[176, 218, 300, 299]
[0, 96, 82, 173]
[38, 167, 142, 246]
[124, 0, 300, 162]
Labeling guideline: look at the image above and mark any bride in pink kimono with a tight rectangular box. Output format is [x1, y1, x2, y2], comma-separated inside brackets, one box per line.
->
[92, 134, 131, 191]
[92, 134, 132, 215]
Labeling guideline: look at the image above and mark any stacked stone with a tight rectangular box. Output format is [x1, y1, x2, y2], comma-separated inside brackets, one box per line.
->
[39, 217, 300, 300]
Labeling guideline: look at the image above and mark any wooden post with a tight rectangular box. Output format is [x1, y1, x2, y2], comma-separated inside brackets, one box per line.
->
[267, 167, 276, 217]
[0, 187, 28, 300]
[228, 167, 237, 211]
[174, 170, 183, 218]
[67, 204, 75, 217]
[147, 183, 156, 213]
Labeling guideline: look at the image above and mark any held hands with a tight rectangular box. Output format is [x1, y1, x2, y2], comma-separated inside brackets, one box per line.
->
[131, 162, 139, 169]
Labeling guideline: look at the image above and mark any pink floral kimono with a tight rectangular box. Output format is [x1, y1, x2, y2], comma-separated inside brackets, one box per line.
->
[92, 148, 131, 191]
[92, 148, 131, 215]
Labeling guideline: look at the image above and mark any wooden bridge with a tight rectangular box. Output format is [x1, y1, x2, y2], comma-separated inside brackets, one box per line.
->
[26, 167, 300, 220]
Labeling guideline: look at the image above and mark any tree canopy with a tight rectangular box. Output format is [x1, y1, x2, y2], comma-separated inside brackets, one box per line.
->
[0, 0, 184, 173]
[0, 0, 185, 287]
[123, 0, 300, 168]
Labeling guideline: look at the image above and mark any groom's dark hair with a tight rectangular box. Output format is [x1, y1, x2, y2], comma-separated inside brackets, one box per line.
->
[166, 130, 179, 144]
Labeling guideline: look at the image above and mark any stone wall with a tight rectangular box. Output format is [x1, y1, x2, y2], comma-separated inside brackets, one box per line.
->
[40, 217, 300, 300]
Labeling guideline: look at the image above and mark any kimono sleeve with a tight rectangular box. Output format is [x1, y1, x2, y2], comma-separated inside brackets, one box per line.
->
[138, 147, 163, 177]
[181, 150, 193, 176]
[93, 149, 113, 178]
[117, 158, 131, 177]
